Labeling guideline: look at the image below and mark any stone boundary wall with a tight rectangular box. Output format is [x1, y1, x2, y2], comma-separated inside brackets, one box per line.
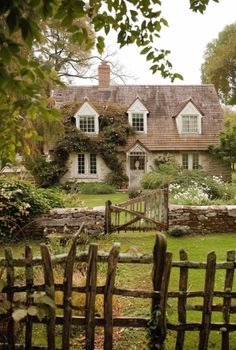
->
[25, 207, 105, 238]
[169, 205, 236, 234]
[25, 205, 236, 238]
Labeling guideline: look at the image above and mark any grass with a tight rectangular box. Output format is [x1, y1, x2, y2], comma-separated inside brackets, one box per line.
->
[2, 231, 236, 349]
[78, 192, 128, 208]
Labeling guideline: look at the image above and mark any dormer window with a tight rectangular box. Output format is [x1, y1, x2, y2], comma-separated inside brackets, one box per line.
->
[79, 116, 95, 133]
[127, 97, 148, 134]
[182, 115, 198, 133]
[132, 113, 144, 132]
[175, 99, 204, 135]
[74, 101, 99, 134]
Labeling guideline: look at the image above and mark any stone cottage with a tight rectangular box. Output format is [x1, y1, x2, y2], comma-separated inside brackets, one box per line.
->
[53, 62, 230, 188]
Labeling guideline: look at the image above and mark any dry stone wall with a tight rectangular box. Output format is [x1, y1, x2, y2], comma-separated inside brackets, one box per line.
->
[25, 207, 105, 238]
[25, 205, 236, 238]
[169, 205, 236, 234]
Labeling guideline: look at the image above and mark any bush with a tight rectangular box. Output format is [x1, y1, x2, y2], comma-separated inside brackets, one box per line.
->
[0, 178, 52, 242]
[25, 156, 66, 188]
[141, 172, 171, 190]
[79, 182, 115, 194]
[168, 225, 190, 237]
[128, 188, 141, 199]
[105, 172, 129, 188]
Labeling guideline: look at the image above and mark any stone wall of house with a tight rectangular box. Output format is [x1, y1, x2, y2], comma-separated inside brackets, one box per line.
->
[147, 151, 231, 182]
[169, 205, 236, 234]
[60, 153, 111, 183]
[24, 207, 105, 238]
[200, 153, 231, 181]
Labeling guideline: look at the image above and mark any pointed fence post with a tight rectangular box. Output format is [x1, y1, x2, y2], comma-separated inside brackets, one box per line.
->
[40, 244, 56, 350]
[5, 248, 15, 350]
[105, 200, 112, 234]
[150, 233, 168, 350]
[63, 223, 85, 350]
[163, 184, 169, 230]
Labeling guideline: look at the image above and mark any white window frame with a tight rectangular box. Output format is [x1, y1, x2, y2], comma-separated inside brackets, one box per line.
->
[176, 101, 203, 135]
[181, 153, 200, 170]
[131, 113, 145, 132]
[79, 115, 96, 133]
[127, 98, 148, 134]
[74, 101, 99, 134]
[77, 153, 97, 177]
[181, 115, 198, 133]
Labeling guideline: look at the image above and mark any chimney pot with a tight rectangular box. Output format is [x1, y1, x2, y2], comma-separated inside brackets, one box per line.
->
[98, 61, 110, 88]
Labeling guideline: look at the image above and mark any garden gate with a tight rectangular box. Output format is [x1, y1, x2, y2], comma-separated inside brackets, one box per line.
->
[105, 186, 169, 234]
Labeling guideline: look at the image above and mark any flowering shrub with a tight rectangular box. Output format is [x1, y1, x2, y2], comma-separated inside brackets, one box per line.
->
[170, 176, 235, 205]
[0, 178, 63, 242]
[170, 183, 211, 205]
[141, 161, 236, 205]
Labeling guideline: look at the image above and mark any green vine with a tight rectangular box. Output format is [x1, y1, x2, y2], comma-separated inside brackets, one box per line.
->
[53, 101, 134, 185]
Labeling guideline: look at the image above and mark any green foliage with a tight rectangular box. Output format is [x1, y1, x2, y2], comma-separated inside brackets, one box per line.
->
[25, 156, 66, 188]
[128, 188, 141, 199]
[209, 120, 236, 169]
[53, 101, 131, 183]
[141, 161, 181, 189]
[189, 0, 220, 13]
[170, 174, 235, 205]
[0, 178, 65, 242]
[79, 182, 115, 195]
[201, 22, 236, 103]
[105, 172, 129, 188]
[141, 160, 235, 205]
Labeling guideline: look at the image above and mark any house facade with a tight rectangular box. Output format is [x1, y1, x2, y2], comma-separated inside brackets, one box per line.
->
[53, 62, 230, 188]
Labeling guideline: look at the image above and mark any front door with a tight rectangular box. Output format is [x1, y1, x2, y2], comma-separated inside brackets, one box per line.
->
[128, 149, 146, 189]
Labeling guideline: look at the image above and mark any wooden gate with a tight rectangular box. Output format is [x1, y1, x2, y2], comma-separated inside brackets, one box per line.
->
[105, 187, 169, 234]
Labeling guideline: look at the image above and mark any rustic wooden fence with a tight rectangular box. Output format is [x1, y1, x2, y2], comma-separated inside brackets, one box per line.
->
[0, 230, 236, 349]
[105, 187, 169, 234]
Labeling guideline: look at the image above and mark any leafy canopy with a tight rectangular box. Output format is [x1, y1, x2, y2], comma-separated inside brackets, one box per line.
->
[209, 120, 236, 169]
[0, 0, 221, 163]
[201, 22, 236, 104]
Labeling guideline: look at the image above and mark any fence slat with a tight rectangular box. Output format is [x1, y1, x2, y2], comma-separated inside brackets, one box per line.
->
[85, 244, 98, 350]
[63, 224, 84, 350]
[175, 249, 188, 350]
[40, 244, 56, 350]
[104, 243, 120, 350]
[221, 250, 235, 350]
[105, 201, 112, 234]
[198, 251, 216, 350]
[5, 248, 15, 350]
[158, 251, 173, 343]
[25, 246, 34, 349]
[150, 233, 167, 349]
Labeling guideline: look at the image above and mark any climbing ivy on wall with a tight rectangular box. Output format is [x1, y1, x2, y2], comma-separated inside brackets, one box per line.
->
[53, 101, 134, 185]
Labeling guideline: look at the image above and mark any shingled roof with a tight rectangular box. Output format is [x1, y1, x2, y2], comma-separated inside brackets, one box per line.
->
[53, 84, 223, 151]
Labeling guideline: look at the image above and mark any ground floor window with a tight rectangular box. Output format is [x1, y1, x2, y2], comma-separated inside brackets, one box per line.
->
[182, 153, 200, 170]
[78, 153, 97, 175]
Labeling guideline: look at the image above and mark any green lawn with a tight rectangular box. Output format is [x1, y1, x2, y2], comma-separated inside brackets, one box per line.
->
[79, 192, 128, 208]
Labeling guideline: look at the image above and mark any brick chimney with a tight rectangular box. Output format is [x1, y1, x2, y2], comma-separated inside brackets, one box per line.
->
[98, 61, 110, 88]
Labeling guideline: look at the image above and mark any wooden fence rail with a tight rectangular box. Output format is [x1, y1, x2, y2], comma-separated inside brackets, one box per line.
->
[0, 231, 236, 349]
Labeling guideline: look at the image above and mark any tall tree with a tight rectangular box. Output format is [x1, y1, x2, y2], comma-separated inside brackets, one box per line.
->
[209, 119, 236, 170]
[0, 0, 221, 164]
[201, 22, 236, 104]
